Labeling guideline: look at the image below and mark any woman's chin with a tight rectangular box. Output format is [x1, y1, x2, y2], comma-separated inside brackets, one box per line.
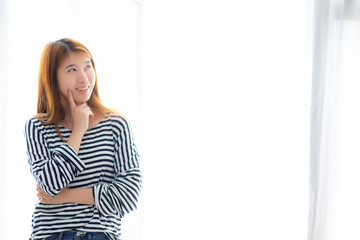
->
[74, 96, 91, 105]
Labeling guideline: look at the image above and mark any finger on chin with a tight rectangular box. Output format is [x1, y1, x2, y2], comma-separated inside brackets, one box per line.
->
[67, 90, 77, 107]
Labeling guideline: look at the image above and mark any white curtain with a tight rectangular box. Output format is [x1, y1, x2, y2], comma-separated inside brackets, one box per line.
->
[0, 1, 10, 239]
[0, 0, 311, 239]
[309, 0, 360, 239]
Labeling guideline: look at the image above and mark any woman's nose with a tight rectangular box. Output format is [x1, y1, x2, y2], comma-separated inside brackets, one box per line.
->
[77, 70, 88, 82]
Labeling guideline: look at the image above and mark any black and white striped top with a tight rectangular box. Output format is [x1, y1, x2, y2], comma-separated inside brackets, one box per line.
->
[24, 114, 141, 240]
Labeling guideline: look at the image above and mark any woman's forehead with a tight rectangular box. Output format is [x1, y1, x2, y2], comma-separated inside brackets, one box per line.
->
[59, 52, 92, 67]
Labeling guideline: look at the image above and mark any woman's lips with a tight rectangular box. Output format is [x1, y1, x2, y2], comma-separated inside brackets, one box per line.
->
[76, 86, 90, 93]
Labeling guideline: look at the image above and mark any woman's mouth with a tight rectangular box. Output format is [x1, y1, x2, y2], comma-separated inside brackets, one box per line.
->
[76, 86, 90, 93]
[76, 86, 90, 91]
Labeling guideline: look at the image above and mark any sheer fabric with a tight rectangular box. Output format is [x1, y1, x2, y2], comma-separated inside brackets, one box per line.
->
[0, 1, 9, 239]
[310, 0, 360, 239]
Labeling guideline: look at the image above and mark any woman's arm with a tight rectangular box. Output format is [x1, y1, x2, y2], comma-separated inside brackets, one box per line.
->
[93, 117, 142, 217]
[25, 119, 86, 197]
[26, 91, 93, 197]
[37, 185, 95, 205]
[36, 168, 141, 210]
[66, 90, 94, 154]
[36, 116, 142, 214]
[94, 168, 142, 217]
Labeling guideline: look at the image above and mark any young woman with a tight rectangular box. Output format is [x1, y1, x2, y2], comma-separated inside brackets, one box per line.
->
[24, 38, 142, 240]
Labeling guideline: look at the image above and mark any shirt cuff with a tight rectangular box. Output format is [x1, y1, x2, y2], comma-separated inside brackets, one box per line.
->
[53, 144, 85, 174]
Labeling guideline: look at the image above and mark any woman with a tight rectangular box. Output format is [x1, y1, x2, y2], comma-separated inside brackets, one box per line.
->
[24, 38, 142, 240]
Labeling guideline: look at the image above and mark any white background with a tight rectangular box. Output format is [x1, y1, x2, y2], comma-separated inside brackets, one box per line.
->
[0, 0, 310, 239]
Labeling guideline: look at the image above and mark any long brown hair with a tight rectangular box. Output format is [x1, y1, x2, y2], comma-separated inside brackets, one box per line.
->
[36, 38, 114, 137]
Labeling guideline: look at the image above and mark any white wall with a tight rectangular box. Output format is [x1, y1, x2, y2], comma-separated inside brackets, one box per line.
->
[140, 0, 310, 239]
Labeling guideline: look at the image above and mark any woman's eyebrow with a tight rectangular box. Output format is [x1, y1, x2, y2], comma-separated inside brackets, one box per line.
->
[64, 60, 91, 69]
[64, 64, 76, 69]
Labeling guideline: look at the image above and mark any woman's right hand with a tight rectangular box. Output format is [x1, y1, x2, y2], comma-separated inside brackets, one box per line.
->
[67, 90, 94, 136]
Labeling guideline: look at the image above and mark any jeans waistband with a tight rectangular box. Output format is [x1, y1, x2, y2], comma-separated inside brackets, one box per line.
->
[46, 231, 108, 240]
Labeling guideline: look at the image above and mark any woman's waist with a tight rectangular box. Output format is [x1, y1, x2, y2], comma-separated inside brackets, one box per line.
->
[33, 202, 96, 219]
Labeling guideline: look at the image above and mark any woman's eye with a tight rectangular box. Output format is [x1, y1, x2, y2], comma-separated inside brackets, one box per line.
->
[86, 65, 92, 69]
[67, 68, 76, 72]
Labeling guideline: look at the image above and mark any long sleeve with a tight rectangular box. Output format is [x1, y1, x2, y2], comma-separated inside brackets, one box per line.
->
[24, 118, 85, 197]
[93, 116, 142, 218]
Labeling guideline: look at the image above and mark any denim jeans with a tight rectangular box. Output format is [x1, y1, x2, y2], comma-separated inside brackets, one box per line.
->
[44, 231, 110, 240]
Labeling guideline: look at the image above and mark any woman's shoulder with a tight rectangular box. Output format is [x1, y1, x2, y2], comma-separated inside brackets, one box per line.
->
[24, 115, 54, 132]
[106, 112, 130, 123]
[105, 112, 133, 133]
[25, 116, 42, 128]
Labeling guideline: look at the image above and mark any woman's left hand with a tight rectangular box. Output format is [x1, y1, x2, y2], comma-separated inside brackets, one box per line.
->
[36, 185, 71, 204]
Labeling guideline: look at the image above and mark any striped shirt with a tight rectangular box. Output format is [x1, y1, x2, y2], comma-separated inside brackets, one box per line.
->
[24, 114, 142, 240]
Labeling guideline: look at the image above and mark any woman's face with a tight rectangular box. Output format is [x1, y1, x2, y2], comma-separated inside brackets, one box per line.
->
[57, 52, 96, 105]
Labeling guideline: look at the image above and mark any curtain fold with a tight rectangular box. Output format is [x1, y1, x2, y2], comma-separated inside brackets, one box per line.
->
[309, 0, 360, 239]
[309, 0, 341, 237]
